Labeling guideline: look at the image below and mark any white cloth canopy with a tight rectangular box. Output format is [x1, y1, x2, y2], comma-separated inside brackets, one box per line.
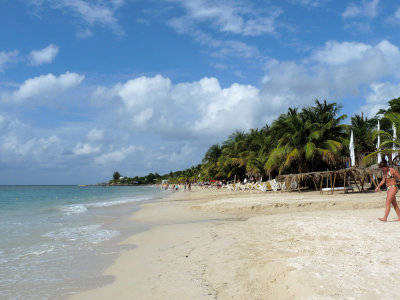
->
[377, 120, 382, 163]
[393, 123, 398, 162]
[350, 130, 355, 167]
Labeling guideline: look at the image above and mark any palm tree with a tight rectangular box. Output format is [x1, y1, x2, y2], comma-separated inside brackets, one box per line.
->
[265, 103, 345, 174]
[217, 131, 247, 179]
[201, 144, 222, 180]
[350, 113, 377, 161]
[364, 112, 400, 164]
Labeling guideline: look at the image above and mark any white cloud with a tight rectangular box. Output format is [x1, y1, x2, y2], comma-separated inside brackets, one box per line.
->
[166, 0, 278, 60]
[192, 81, 260, 133]
[311, 41, 372, 65]
[166, 25, 260, 59]
[1, 133, 60, 159]
[91, 40, 400, 140]
[4, 38, 400, 183]
[0, 115, 24, 133]
[289, 0, 321, 7]
[93, 75, 261, 139]
[169, 0, 282, 36]
[310, 40, 400, 74]
[28, 44, 59, 66]
[73, 142, 101, 155]
[359, 82, 400, 117]
[94, 145, 137, 165]
[387, 7, 400, 25]
[342, 0, 379, 19]
[28, 0, 124, 35]
[260, 40, 400, 116]
[0, 50, 19, 71]
[86, 128, 104, 142]
[4, 72, 85, 103]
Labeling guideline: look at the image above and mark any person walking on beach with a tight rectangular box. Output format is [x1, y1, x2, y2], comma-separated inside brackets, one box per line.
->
[375, 161, 400, 222]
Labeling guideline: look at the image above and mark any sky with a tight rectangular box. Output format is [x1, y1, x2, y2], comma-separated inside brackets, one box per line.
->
[1, 0, 400, 184]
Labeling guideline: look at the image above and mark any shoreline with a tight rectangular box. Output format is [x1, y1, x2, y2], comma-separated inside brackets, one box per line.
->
[70, 187, 400, 299]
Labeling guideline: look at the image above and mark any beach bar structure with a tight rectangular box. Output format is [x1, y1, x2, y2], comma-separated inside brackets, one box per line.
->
[274, 166, 389, 194]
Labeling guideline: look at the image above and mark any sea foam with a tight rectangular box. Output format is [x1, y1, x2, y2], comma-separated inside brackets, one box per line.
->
[42, 224, 120, 244]
[60, 204, 88, 215]
[59, 196, 150, 215]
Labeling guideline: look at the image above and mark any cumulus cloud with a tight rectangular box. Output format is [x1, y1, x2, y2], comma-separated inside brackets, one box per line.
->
[359, 82, 400, 117]
[260, 40, 400, 114]
[310, 41, 372, 65]
[4, 72, 85, 103]
[342, 0, 379, 19]
[94, 145, 137, 165]
[90, 41, 400, 140]
[93, 75, 262, 139]
[28, 44, 59, 66]
[73, 142, 101, 155]
[0, 50, 19, 71]
[3, 38, 400, 183]
[1, 133, 60, 159]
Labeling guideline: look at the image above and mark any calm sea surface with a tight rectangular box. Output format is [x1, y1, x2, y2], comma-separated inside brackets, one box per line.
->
[0, 185, 168, 300]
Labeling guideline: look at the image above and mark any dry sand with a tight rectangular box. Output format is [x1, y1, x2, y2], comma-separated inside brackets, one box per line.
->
[70, 187, 400, 300]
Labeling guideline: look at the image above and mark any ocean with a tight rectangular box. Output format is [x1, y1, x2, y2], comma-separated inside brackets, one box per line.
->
[0, 185, 168, 300]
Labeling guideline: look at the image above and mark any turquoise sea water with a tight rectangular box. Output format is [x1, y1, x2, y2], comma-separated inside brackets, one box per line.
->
[0, 185, 167, 299]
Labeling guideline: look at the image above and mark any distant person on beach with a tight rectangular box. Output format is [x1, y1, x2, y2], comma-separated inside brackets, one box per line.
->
[375, 161, 400, 222]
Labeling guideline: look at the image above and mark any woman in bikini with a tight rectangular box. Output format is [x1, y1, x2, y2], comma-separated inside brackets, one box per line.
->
[375, 161, 400, 222]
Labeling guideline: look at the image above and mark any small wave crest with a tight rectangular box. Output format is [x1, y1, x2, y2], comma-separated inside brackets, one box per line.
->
[86, 197, 150, 208]
[42, 224, 120, 244]
[59, 197, 150, 215]
[59, 204, 88, 215]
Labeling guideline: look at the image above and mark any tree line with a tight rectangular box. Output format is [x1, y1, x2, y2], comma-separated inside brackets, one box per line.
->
[111, 98, 400, 185]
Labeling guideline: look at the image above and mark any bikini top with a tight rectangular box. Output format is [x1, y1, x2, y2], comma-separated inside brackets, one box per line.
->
[387, 170, 394, 179]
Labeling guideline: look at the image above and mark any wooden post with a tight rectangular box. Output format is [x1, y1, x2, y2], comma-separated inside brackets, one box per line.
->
[313, 177, 318, 191]
[332, 173, 337, 195]
[343, 171, 347, 194]
[360, 176, 365, 192]
[330, 173, 334, 194]
[320, 175, 324, 194]
[351, 171, 361, 192]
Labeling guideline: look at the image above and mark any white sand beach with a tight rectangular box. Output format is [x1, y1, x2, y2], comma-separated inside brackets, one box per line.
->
[70, 187, 400, 299]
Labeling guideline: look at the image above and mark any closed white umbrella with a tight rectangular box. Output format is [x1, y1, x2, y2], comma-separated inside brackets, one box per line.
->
[377, 120, 382, 164]
[350, 130, 355, 167]
[393, 123, 398, 163]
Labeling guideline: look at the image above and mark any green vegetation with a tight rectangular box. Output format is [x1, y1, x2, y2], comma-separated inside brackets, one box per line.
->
[108, 172, 162, 185]
[110, 98, 400, 185]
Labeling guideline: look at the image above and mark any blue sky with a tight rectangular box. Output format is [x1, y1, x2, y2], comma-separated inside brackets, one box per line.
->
[1, 0, 400, 184]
